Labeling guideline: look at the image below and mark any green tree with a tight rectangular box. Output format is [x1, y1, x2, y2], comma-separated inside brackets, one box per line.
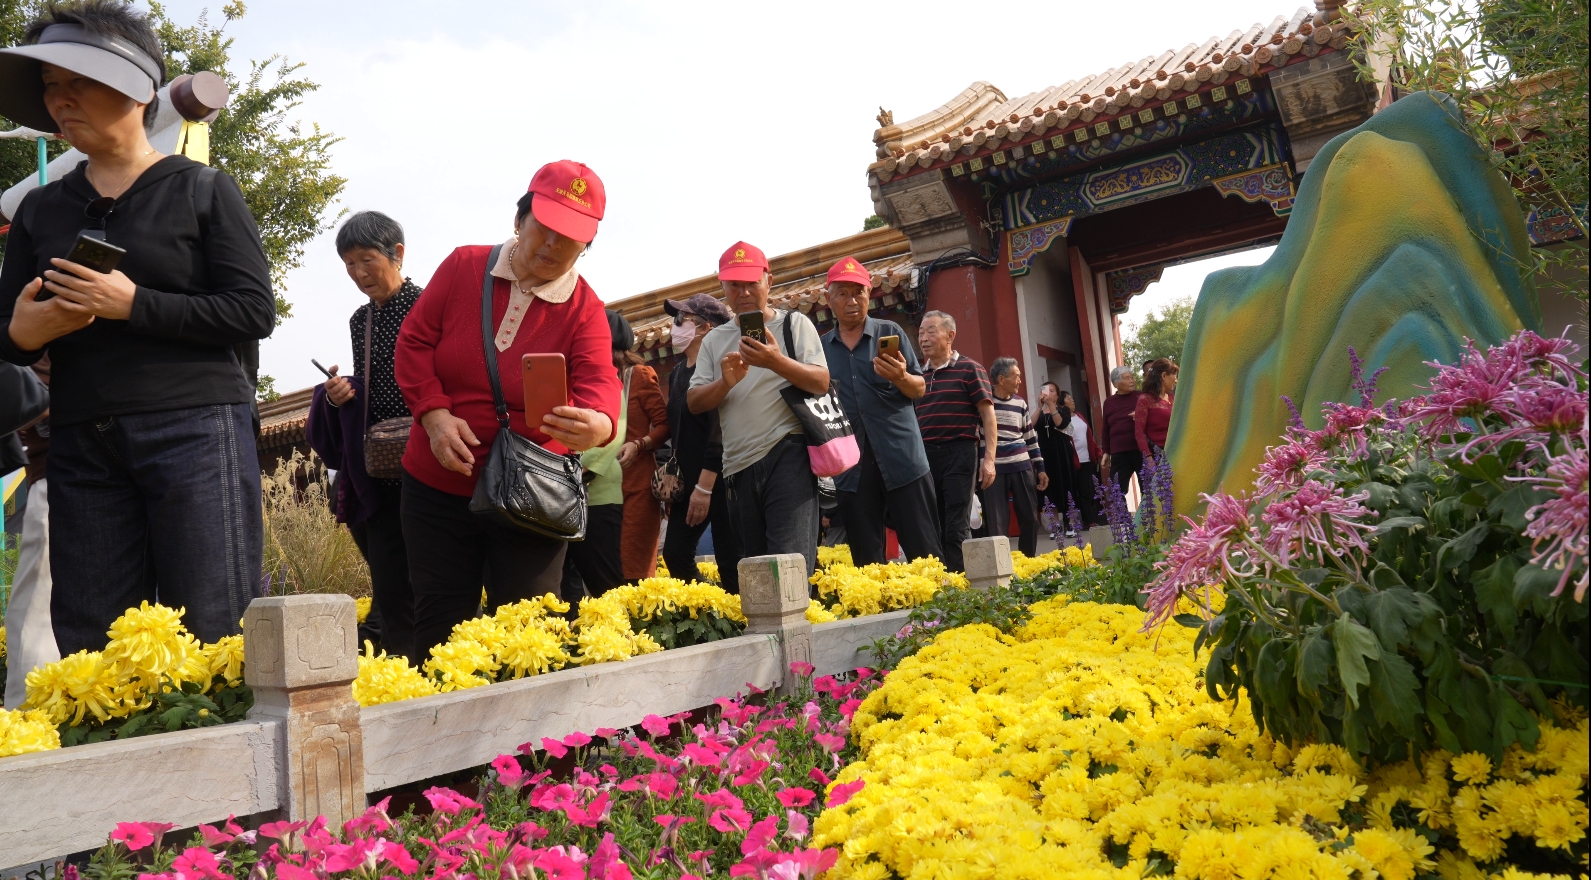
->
[1350, 0, 1588, 298]
[1123, 295, 1194, 367]
[862, 214, 887, 231]
[1, 1, 346, 322]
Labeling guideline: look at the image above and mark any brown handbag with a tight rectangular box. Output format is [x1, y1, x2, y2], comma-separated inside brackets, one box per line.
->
[360, 307, 411, 480]
[651, 452, 683, 504]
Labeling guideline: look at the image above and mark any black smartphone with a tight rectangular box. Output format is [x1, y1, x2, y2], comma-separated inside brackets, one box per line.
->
[737, 311, 767, 344]
[36, 234, 128, 301]
[68, 233, 126, 274]
[311, 359, 333, 379]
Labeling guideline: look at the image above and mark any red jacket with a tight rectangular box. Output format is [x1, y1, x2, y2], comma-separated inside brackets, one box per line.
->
[395, 245, 622, 497]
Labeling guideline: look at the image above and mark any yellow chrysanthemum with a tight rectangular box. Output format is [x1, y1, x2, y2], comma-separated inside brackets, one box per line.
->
[353, 641, 438, 706]
[202, 635, 246, 689]
[102, 601, 192, 680]
[24, 650, 122, 725]
[422, 639, 496, 691]
[0, 707, 61, 757]
[1449, 752, 1493, 785]
[805, 600, 837, 624]
[354, 596, 372, 624]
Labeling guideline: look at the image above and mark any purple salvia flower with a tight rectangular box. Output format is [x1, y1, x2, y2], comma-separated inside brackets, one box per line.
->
[1281, 395, 1306, 431]
[1065, 493, 1085, 548]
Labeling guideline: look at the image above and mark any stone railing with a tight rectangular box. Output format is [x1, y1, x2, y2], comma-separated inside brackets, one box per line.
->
[0, 538, 1010, 868]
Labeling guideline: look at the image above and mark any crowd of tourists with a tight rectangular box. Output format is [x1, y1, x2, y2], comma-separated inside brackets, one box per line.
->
[0, 0, 1174, 695]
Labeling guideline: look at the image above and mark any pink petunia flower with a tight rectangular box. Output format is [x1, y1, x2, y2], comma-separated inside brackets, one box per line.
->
[807, 767, 831, 787]
[645, 772, 680, 799]
[812, 733, 847, 753]
[492, 753, 527, 789]
[696, 789, 745, 812]
[540, 737, 569, 759]
[709, 807, 754, 833]
[594, 726, 619, 738]
[112, 822, 173, 853]
[742, 814, 780, 855]
[785, 810, 810, 842]
[776, 787, 815, 808]
[789, 661, 815, 677]
[825, 779, 865, 808]
[422, 786, 480, 816]
[640, 714, 672, 737]
[171, 847, 225, 880]
[274, 865, 317, 880]
[562, 730, 593, 748]
[681, 742, 722, 768]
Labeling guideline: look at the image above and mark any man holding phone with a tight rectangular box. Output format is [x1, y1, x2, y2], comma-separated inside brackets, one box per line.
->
[687, 242, 830, 577]
[818, 257, 940, 566]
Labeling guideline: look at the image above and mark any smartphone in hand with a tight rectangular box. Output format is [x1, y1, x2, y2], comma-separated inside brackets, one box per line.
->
[878, 335, 901, 357]
[523, 353, 569, 432]
[312, 359, 334, 379]
[36, 233, 127, 301]
[737, 311, 767, 344]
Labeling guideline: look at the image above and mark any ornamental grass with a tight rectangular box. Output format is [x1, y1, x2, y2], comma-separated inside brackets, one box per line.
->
[814, 597, 1588, 879]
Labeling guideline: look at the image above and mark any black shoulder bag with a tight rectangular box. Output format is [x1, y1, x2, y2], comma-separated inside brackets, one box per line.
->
[467, 244, 589, 540]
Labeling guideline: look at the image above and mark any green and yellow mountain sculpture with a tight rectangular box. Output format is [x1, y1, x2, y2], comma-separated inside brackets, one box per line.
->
[1167, 92, 1540, 515]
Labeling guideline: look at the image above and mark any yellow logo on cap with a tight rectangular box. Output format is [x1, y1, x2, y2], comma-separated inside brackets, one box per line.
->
[734, 248, 747, 261]
[845, 261, 859, 272]
[570, 178, 588, 197]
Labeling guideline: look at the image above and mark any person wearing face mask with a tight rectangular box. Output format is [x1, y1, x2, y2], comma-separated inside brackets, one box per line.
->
[658, 293, 740, 593]
[0, 0, 274, 655]
[394, 160, 622, 658]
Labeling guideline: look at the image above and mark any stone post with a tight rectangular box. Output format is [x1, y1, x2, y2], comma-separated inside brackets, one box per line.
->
[739, 553, 814, 694]
[1083, 525, 1115, 560]
[962, 536, 1013, 590]
[244, 594, 364, 825]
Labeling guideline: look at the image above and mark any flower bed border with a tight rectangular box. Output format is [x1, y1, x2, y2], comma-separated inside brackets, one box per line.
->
[0, 541, 977, 868]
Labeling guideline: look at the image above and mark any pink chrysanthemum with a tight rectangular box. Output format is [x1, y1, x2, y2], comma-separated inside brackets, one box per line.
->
[1260, 480, 1377, 569]
[1255, 437, 1329, 497]
[1518, 443, 1590, 601]
[1143, 492, 1255, 629]
[1404, 338, 1530, 440]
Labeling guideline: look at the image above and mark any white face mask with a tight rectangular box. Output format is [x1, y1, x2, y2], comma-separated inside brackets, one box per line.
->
[671, 322, 699, 351]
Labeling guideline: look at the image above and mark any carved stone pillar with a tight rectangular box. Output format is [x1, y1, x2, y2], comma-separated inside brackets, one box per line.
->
[962, 536, 1014, 591]
[739, 554, 814, 694]
[244, 594, 364, 825]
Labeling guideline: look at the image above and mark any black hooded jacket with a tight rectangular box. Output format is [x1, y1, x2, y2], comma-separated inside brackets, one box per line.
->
[0, 154, 273, 425]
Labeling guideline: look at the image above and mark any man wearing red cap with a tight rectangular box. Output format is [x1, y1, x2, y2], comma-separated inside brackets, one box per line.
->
[686, 242, 831, 577]
[819, 257, 941, 566]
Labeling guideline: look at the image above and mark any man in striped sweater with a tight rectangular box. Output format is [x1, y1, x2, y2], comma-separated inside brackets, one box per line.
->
[981, 357, 1048, 556]
[915, 311, 998, 572]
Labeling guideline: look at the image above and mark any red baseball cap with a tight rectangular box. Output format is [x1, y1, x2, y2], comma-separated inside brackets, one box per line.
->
[528, 160, 605, 243]
[826, 255, 872, 290]
[718, 241, 769, 283]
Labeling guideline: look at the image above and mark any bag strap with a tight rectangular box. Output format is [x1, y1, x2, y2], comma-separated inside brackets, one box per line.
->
[780, 309, 795, 358]
[361, 306, 374, 426]
[479, 244, 510, 429]
[192, 166, 218, 233]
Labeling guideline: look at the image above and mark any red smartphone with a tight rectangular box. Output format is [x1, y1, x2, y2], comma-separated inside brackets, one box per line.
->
[522, 353, 569, 433]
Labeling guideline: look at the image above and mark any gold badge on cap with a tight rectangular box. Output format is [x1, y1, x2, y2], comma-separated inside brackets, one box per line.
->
[734, 248, 747, 261]
[845, 261, 858, 271]
[570, 178, 588, 196]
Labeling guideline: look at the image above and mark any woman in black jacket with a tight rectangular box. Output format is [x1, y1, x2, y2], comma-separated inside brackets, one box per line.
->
[0, 1, 274, 653]
[658, 293, 740, 593]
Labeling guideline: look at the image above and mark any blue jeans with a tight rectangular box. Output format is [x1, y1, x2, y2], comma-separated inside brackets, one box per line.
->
[48, 403, 263, 654]
[725, 434, 819, 580]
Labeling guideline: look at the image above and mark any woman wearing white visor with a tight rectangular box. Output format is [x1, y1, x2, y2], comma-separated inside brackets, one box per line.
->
[0, 1, 275, 656]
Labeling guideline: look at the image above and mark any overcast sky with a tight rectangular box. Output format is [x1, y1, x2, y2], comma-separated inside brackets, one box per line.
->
[148, 0, 1295, 392]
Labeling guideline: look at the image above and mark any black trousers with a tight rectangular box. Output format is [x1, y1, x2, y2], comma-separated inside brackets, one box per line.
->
[562, 503, 625, 600]
[1110, 450, 1144, 497]
[725, 434, 819, 578]
[837, 437, 942, 567]
[401, 473, 567, 658]
[1070, 461, 1102, 527]
[924, 440, 977, 572]
[347, 480, 416, 662]
[982, 469, 1041, 557]
[661, 484, 741, 593]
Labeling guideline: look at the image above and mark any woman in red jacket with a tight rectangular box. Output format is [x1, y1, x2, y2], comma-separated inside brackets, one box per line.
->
[395, 160, 622, 658]
[1135, 358, 1179, 467]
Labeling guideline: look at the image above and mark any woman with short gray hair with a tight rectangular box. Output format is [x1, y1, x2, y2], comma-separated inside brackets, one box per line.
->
[305, 210, 421, 659]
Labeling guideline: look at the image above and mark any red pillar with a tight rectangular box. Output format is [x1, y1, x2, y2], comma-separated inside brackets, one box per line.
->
[923, 263, 1023, 371]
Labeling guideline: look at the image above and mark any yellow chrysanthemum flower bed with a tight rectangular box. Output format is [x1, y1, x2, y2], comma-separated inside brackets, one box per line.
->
[815, 598, 1589, 880]
[1011, 545, 1096, 579]
[0, 706, 58, 756]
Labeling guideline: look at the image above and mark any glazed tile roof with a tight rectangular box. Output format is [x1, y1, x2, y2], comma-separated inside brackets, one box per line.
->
[869, 5, 1352, 185]
[257, 386, 314, 452]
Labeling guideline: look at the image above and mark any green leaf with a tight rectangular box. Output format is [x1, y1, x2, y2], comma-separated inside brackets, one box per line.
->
[1296, 627, 1334, 705]
[1434, 522, 1490, 573]
[1373, 516, 1429, 535]
[1364, 588, 1419, 649]
[1472, 556, 1520, 639]
[1367, 650, 1423, 738]
[1513, 563, 1563, 611]
[1492, 690, 1540, 757]
[1362, 482, 1400, 512]
[1331, 614, 1381, 710]
[1488, 483, 1545, 533]
[1492, 651, 1550, 713]
[1173, 614, 1206, 629]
